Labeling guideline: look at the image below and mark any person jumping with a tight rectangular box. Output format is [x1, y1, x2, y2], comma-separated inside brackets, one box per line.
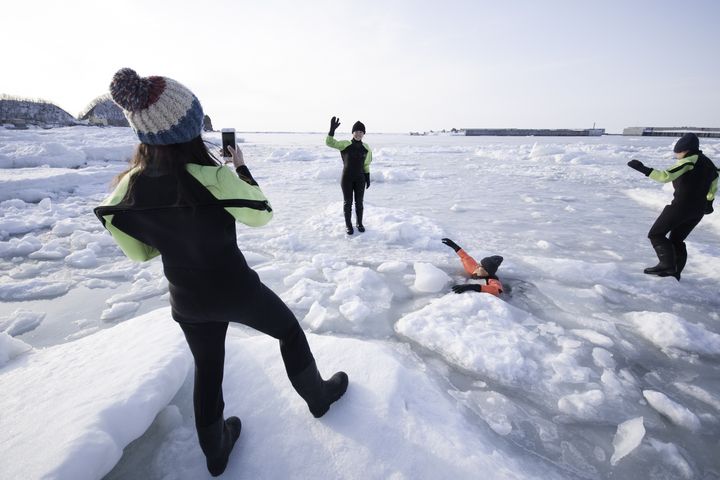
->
[627, 132, 718, 280]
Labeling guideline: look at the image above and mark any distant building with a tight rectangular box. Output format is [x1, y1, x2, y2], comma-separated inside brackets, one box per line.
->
[623, 126, 720, 138]
[79, 95, 129, 127]
[465, 128, 604, 137]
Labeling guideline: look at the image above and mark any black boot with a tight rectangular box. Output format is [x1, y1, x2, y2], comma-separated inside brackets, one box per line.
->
[289, 361, 348, 418]
[356, 206, 365, 232]
[344, 204, 354, 235]
[197, 416, 242, 477]
[644, 243, 676, 277]
[673, 242, 687, 281]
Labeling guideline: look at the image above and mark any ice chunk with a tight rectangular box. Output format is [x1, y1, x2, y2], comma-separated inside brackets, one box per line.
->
[303, 301, 332, 330]
[648, 438, 693, 479]
[571, 329, 614, 348]
[65, 248, 99, 268]
[0, 235, 42, 258]
[629, 311, 720, 356]
[673, 382, 720, 412]
[0, 332, 32, 366]
[592, 348, 615, 369]
[377, 261, 408, 273]
[412, 262, 450, 293]
[557, 390, 605, 419]
[643, 390, 701, 432]
[0, 309, 45, 336]
[610, 416, 645, 465]
[339, 297, 372, 323]
[0, 279, 71, 301]
[101, 302, 140, 322]
[395, 293, 543, 386]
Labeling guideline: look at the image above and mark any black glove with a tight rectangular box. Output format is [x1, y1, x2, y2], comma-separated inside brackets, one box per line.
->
[441, 238, 461, 252]
[627, 159, 652, 176]
[329, 116, 340, 136]
[365, 173, 370, 189]
[452, 284, 482, 294]
[705, 199, 714, 214]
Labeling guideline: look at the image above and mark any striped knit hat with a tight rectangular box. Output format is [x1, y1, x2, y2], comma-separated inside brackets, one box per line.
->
[109, 68, 203, 145]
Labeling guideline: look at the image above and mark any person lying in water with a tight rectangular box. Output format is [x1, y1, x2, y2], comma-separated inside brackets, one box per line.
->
[441, 238, 503, 296]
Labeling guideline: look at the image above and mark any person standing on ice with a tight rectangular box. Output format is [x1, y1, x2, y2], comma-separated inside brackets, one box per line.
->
[441, 238, 504, 296]
[627, 132, 718, 280]
[325, 116, 373, 235]
[94, 68, 348, 477]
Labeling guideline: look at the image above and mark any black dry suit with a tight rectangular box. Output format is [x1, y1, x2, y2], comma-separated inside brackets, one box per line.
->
[325, 135, 373, 228]
[95, 163, 348, 466]
[644, 151, 719, 278]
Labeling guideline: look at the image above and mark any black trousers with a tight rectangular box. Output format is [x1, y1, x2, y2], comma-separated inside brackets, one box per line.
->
[341, 174, 366, 226]
[178, 283, 314, 427]
[648, 205, 703, 249]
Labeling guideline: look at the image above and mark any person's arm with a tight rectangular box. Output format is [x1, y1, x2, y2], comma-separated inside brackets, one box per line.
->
[227, 145, 258, 186]
[628, 156, 698, 183]
[452, 279, 503, 296]
[187, 164, 273, 227]
[457, 249, 479, 276]
[363, 144, 372, 173]
[707, 175, 718, 201]
[235, 165, 258, 186]
[645, 156, 698, 183]
[705, 172, 719, 213]
[480, 279, 503, 297]
[95, 169, 160, 262]
[326, 136, 350, 150]
[325, 116, 350, 150]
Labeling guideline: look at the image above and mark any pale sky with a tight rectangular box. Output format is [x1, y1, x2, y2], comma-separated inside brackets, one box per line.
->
[3, 0, 719, 134]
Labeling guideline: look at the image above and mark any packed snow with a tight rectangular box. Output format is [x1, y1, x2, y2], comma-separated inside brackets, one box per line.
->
[1, 127, 720, 479]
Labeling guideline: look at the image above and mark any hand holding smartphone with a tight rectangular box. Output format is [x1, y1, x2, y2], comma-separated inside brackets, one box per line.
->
[221, 128, 236, 158]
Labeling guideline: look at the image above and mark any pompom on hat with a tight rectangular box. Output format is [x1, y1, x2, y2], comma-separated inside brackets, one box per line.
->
[109, 68, 204, 145]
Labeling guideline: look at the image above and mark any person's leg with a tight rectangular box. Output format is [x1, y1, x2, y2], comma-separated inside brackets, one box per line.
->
[236, 283, 314, 374]
[647, 206, 675, 249]
[645, 207, 679, 276]
[341, 176, 354, 234]
[353, 177, 366, 231]
[178, 322, 241, 477]
[235, 283, 348, 417]
[179, 322, 229, 427]
[669, 215, 703, 280]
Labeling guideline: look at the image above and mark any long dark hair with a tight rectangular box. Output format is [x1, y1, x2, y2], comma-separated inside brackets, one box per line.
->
[113, 135, 217, 185]
[113, 135, 219, 205]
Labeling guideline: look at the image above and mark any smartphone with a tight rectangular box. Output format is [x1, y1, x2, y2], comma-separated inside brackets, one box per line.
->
[221, 128, 236, 157]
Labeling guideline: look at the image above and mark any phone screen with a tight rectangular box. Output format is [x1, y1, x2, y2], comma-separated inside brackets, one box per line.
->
[221, 129, 236, 157]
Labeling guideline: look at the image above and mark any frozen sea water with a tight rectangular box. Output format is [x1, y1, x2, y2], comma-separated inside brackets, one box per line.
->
[1, 127, 720, 479]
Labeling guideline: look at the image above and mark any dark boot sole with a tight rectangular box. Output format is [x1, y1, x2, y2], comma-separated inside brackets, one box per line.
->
[644, 270, 676, 277]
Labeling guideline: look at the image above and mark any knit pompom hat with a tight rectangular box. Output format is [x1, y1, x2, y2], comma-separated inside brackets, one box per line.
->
[480, 255, 503, 276]
[109, 68, 204, 145]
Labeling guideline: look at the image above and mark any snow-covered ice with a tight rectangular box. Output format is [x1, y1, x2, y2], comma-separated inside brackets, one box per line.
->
[1, 127, 720, 479]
